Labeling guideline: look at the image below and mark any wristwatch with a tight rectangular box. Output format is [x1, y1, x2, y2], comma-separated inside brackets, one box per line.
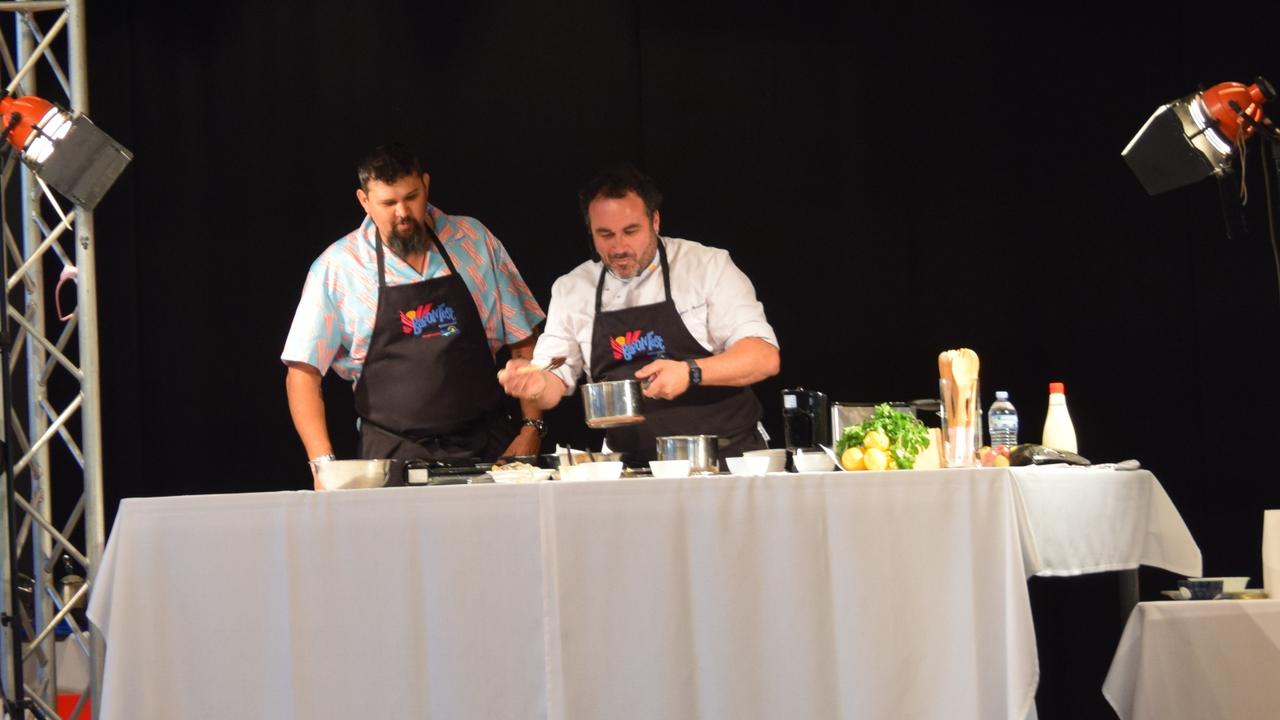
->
[310, 453, 336, 464]
[522, 418, 547, 437]
[686, 359, 702, 386]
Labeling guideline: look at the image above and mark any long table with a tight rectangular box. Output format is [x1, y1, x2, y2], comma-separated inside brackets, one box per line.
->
[89, 470, 1041, 719]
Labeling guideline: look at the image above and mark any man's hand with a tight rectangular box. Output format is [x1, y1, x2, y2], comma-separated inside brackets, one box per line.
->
[500, 425, 542, 461]
[635, 359, 690, 400]
[497, 358, 549, 399]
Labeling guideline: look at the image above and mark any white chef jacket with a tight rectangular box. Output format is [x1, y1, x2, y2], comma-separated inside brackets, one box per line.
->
[533, 236, 778, 394]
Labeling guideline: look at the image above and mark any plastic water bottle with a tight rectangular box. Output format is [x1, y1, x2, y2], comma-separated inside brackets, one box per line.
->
[987, 391, 1019, 450]
[1041, 381, 1078, 453]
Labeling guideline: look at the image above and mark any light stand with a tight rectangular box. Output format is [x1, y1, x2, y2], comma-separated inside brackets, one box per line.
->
[0, 94, 129, 718]
[0, 109, 41, 720]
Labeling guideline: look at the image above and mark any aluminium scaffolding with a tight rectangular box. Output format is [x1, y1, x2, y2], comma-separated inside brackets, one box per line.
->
[0, 1, 104, 719]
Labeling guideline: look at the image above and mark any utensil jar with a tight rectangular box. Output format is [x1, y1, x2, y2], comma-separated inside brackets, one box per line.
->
[939, 378, 981, 467]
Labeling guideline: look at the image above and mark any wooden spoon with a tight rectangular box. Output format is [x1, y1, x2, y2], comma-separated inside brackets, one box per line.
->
[951, 348, 980, 428]
[938, 350, 956, 429]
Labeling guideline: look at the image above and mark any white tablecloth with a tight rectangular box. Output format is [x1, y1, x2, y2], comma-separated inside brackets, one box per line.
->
[1102, 599, 1280, 720]
[89, 470, 1039, 720]
[1009, 467, 1201, 578]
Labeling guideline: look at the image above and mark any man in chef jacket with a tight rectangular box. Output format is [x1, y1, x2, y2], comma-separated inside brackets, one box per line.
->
[498, 165, 779, 464]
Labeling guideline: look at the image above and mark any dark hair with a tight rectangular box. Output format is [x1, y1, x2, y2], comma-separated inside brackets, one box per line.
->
[577, 164, 663, 229]
[356, 142, 423, 190]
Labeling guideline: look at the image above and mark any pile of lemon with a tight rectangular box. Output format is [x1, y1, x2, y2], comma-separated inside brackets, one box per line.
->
[839, 429, 900, 471]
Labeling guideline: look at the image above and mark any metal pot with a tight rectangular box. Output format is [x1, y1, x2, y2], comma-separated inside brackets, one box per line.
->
[581, 379, 646, 429]
[312, 459, 392, 491]
[655, 435, 719, 474]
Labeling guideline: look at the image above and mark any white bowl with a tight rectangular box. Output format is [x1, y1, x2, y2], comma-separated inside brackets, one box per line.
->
[649, 459, 692, 478]
[726, 456, 772, 476]
[588, 461, 624, 480]
[792, 452, 835, 473]
[743, 448, 787, 473]
[558, 464, 592, 482]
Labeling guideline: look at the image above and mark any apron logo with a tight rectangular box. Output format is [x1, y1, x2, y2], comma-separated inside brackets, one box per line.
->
[400, 302, 460, 338]
[610, 329, 667, 361]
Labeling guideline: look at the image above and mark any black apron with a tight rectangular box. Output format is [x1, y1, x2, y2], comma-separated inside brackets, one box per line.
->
[354, 228, 515, 467]
[589, 239, 764, 466]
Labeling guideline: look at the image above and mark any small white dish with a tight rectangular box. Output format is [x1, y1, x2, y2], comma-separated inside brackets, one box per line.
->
[742, 448, 787, 473]
[726, 456, 771, 476]
[587, 461, 624, 480]
[558, 465, 593, 482]
[490, 468, 553, 484]
[649, 459, 692, 478]
[792, 452, 835, 473]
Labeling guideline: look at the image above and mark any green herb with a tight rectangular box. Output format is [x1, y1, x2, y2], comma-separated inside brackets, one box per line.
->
[835, 403, 931, 470]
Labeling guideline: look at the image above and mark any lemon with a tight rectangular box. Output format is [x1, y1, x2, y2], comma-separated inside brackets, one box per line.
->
[863, 447, 888, 471]
[863, 430, 889, 451]
[887, 458, 898, 470]
[841, 446, 865, 471]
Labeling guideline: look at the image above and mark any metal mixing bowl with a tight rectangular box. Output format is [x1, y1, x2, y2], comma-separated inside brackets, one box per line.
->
[312, 459, 392, 491]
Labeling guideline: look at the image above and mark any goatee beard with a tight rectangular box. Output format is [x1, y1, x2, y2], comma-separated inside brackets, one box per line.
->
[386, 220, 426, 257]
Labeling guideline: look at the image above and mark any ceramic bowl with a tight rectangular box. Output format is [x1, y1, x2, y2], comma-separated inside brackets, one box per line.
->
[743, 448, 788, 473]
[792, 452, 835, 473]
[1177, 578, 1224, 600]
[725, 456, 772, 476]
[649, 460, 692, 478]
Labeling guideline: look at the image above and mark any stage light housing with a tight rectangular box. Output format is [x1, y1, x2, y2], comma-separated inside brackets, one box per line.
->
[0, 94, 132, 210]
[1122, 77, 1273, 195]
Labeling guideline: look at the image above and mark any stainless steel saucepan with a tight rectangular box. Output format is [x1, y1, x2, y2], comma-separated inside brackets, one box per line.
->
[655, 435, 720, 474]
[582, 379, 647, 429]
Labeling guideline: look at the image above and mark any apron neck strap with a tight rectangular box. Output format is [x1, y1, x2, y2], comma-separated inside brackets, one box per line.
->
[594, 238, 670, 312]
[373, 223, 453, 289]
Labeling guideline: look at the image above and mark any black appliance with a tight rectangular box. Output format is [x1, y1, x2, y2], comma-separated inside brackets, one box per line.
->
[781, 388, 830, 450]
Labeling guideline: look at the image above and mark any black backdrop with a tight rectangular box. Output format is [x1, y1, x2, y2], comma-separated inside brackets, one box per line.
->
[78, 1, 1280, 715]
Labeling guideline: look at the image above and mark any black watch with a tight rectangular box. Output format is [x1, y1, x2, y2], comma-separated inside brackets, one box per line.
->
[522, 418, 547, 437]
[686, 359, 702, 386]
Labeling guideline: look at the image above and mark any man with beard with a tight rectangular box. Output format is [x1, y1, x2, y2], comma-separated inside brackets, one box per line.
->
[283, 143, 546, 486]
[497, 165, 779, 465]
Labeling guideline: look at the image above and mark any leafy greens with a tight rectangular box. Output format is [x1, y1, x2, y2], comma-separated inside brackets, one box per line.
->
[835, 403, 931, 469]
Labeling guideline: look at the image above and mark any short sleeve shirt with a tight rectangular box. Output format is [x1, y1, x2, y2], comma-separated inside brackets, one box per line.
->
[281, 205, 545, 384]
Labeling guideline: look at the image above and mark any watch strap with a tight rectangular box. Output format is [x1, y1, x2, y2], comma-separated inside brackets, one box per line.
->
[685, 359, 702, 385]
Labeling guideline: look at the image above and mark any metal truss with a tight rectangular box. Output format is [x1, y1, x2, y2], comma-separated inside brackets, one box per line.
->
[0, 1, 104, 718]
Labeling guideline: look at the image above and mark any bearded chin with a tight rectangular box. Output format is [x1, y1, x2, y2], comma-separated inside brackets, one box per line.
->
[387, 223, 426, 257]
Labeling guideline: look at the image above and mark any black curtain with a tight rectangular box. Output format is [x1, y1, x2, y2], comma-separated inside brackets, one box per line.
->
[82, 2, 1280, 716]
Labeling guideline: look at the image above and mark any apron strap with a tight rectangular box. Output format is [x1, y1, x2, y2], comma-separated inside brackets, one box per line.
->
[594, 238, 671, 313]
[372, 222, 456, 289]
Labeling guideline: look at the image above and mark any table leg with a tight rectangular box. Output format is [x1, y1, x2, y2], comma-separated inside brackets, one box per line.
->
[1117, 569, 1139, 622]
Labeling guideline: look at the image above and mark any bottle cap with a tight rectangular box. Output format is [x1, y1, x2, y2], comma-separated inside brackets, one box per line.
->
[1048, 382, 1065, 394]
[995, 391, 1009, 400]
